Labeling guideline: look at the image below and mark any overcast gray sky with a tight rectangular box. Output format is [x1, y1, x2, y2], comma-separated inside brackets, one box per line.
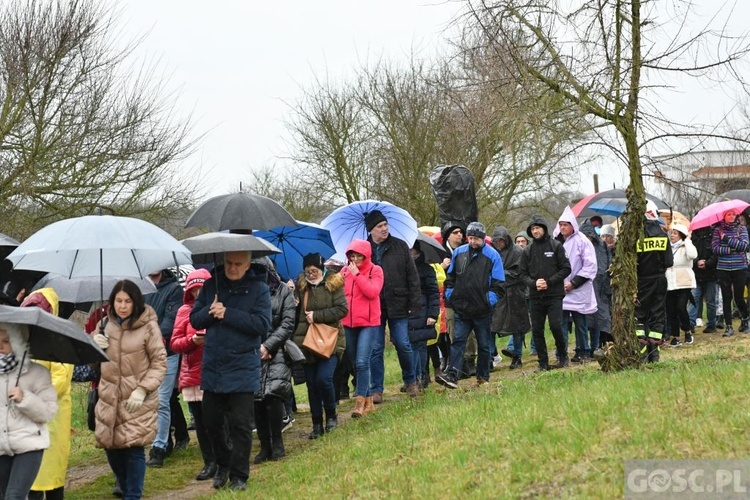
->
[119, 1, 749, 201]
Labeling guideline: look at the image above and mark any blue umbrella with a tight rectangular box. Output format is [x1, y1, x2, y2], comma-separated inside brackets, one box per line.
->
[254, 222, 336, 281]
[321, 200, 419, 258]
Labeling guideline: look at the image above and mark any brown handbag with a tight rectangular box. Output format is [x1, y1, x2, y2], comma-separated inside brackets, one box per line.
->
[301, 290, 339, 359]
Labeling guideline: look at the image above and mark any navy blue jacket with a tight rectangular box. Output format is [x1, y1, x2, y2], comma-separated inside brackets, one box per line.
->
[144, 271, 182, 356]
[191, 267, 272, 394]
[445, 242, 505, 318]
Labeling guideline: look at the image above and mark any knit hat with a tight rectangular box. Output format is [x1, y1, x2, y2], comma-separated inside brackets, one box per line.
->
[365, 210, 388, 232]
[466, 222, 486, 239]
[600, 224, 616, 237]
[185, 268, 211, 293]
[302, 253, 326, 272]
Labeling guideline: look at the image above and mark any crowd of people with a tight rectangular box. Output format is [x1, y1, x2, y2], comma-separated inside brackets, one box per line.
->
[2, 198, 748, 498]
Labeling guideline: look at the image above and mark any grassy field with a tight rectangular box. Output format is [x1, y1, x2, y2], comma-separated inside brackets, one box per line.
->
[66, 326, 750, 498]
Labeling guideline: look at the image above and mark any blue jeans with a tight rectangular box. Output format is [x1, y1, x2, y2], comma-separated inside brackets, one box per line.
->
[345, 327, 377, 397]
[689, 280, 718, 328]
[450, 313, 492, 381]
[504, 333, 525, 358]
[370, 317, 416, 393]
[153, 354, 179, 449]
[560, 310, 589, 358]
[304, 355, 339, 420]
[106, 447, 146, 500]
[0, 450, 43, 500]
[410, 339, 428, 381]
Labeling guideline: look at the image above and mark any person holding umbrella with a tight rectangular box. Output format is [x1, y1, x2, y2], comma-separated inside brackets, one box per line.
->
[0, 320, 58, 500]
[92, 280, 167, 500]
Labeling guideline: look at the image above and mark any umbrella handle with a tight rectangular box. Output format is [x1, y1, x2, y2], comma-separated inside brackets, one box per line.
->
[14, 348, 28, 387]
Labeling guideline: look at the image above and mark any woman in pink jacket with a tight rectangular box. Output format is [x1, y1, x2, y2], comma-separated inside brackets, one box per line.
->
[169, 268, 215, 482]
[340, 239, 384, 418]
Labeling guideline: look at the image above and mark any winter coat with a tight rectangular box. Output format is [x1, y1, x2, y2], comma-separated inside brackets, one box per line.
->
[691, 227, 718, 283]
[711, 220, 749, 272]
[95, 306, 166, 450]
[144, 271, 183, 356]
[31, 361, 72, 490]
[555, 207, 598, 315]
[171, 268, 212, 391]
[666, 238, 698, 290]
[292, 271, 347, 362]
[408, 252, 440, 342]
[579, 220, 612, 334]
[445, 240, 505, 318]
[369, 234, 421, 319]
[520, 215, 571, 298]
[638, 219, 673, 280]
[341, 239, 384, 328]
[191, 267, 272, 394]
[257, 264, 296, 401]
[0, 325, 57, 457]
[491, 226, 531, 335]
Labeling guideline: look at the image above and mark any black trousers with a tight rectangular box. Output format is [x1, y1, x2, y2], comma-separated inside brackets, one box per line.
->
[529, 295, 566, 366]
[636, 276, 667, 337]
[202, 391, 254, 482]
[254, 397, 284, 445]
[718, 269, 749, 321]
[170, 389, 188, 443]
[187, 401, 215, 466]
[666, 288, 692, 335]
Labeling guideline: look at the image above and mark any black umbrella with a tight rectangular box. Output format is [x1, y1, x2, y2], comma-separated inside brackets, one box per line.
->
[185, 193, 298, 232]
[414, 232, 447, 264]
[712, 189, 750, 204]
[0, 305, 108, 365]
[181, 233, 281, 265]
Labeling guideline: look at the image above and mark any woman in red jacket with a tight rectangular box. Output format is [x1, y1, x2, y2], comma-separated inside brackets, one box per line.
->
[340, 239, 384, 417]
[169, 269, 215, 482]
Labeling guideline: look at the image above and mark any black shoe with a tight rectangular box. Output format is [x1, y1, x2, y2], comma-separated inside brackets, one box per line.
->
[146, 446, 166, 467]
[571, 353, 583, 363]
[500, 348, 514, 359]
[229, 478, 247, 491]
[509, 357, 522, 369]
[187, 417, 196, 431]
[703, 326, 717, 334]
[213, 468, 230, 489]
[669, 337, 682, 347]
[740, 318, 750, 333]
[435, 371, 458, 389]
[717, 316, 726, 329]
[254, 443, 272, 464]
[196, 463, 217, 481]
[271, 439, 286, 460]
[309, 423, 325, 439]
[685, 332, 694, 345]
[174, 437, 189, 452]
[723, 326, 735, 337]
[535, 363, 550, 373]
[556, 357, 569, 369]
[112, 478, 123, 498]
[325, 415, 338, 433]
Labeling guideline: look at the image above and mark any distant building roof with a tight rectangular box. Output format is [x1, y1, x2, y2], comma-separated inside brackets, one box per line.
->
[693, 165, 750, 179]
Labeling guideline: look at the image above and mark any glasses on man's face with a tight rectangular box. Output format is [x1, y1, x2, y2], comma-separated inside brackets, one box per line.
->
[305, 269, 322, 277]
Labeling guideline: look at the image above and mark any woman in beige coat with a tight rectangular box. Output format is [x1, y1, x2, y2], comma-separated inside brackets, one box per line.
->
[92, 280, 166, 500]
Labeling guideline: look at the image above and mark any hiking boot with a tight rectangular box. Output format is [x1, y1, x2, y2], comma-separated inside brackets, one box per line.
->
[740, 318, 750, 333]
[684, 332, 694, 345]
[325, 414, 338, 433]
[405, 381, 419, 398]
[371, 392, 383, 404]
[723, 326, 735, 337]
[669, 337, 682, 347]
[196, 463, 217, 481]
[363, 396, 375, 415]
[435, 370, 459, 389]
[509, 357, 522, 369]
[309, 422, 325, 440]
[501, 348, 514, 358]
[351, 396, 366, 418]
[146, 446, 166, 467]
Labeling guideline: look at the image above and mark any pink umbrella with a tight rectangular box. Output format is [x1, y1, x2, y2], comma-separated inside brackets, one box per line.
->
[689, 199, 750, 231]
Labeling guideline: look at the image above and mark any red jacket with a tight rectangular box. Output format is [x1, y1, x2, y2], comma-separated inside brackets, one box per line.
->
[170, 269, 210, 390]
[340, 239, 384, 328]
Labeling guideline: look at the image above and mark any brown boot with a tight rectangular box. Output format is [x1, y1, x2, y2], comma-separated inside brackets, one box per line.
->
[371, 392, 383, 404]
[363, 396, 375, 415]
[351, 396, 366, 418]
[406, 382, 419, 398]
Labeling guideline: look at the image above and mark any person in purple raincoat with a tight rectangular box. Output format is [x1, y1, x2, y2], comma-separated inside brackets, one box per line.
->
[554, 207, 598, 363]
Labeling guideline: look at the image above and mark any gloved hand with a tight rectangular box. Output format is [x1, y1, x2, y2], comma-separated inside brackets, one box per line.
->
[125, 387, 147, 413]
[93, 334, 109, 349]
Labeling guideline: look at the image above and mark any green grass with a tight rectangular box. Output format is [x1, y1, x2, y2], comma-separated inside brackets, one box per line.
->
[67, 327, 750, 498]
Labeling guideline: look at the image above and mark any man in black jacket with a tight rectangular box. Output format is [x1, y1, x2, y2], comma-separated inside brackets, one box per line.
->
[688, 226, 719, 333]
[367, 210, 422, 401]
[519, 215, 572, 371]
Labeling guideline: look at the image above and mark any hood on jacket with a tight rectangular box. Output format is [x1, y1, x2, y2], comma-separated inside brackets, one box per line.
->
[441, 221, 466, 243]
[251, 256, 282, 292]
[554, 206, 580, 238]
[345, 239, 374, 272]
[0, 322, 29, 360]
[491, 225, 512, 249]
[515, 231, 530, 245]
[527, 214, 549, 239]
[579, 219, 599, 239]
[183, 268, 211, 304]
[21, 288, 59, 316]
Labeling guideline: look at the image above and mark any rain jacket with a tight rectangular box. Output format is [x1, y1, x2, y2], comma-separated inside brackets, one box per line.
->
[0, 324, 58, 457]
[144, 270, 183, 356]
[369, 234, 421, 319]
[255, 261, 295, 401]
[293, 271, 347, 362]
[520, 215, 571, 298]
[667, 237, 698, 291]
[191, 266, 272, 394]
[95, 306, 166, 449]
[341, 239, 384, 328]
[444, 239, 505, 318]
[408, 249, 440, 342]
[555, 207, 598, 315]
[490, 226, 530, 335]
[579, 220, 612, 334]
[171, 268, 212, 391]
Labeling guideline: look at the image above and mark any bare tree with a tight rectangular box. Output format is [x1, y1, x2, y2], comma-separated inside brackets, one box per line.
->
[0, 0, 200, 238]
[465, 0, 750, 369]
[245, 165, 334, 223]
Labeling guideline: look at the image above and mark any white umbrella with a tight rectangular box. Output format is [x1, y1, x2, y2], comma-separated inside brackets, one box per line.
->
[32, 274, 157, 304]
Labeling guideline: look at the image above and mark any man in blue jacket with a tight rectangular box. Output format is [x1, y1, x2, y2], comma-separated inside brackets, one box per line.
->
[191, 251, 271, 491]
[436, 222, 504, 388]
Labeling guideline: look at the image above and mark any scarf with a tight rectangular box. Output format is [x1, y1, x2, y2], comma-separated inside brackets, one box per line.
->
[0, 352, 19, 374]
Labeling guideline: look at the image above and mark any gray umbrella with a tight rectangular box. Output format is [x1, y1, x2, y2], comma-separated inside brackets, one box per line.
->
[414, 232, 447, 264]
[185, 193, 298, 232]
[0, 305, 108, 365]
[712, 189, 750, 204]
[32, 274, 157, 304]
[181, 233, 281, 265]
